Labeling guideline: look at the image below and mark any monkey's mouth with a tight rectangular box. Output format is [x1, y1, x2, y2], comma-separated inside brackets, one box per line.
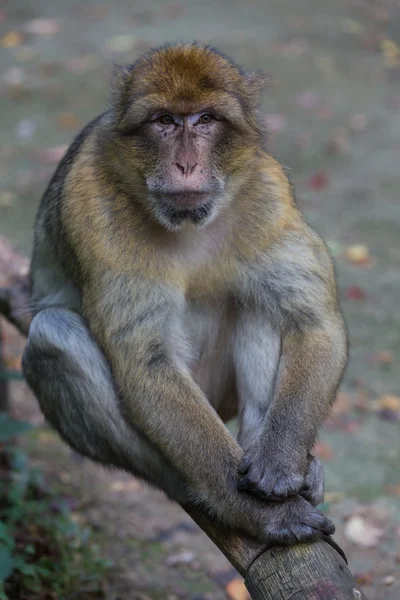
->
[155, 191, 212, 209]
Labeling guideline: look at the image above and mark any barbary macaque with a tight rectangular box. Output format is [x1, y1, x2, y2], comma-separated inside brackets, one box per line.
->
[23, 43, 347, 544]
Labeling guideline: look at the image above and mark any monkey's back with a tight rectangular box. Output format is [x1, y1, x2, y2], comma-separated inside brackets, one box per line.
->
[30, 114, 106, 314]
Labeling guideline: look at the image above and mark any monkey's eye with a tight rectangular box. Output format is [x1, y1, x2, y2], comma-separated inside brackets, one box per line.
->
[196, 113, 215, 125]
[158, 115, 175, 126]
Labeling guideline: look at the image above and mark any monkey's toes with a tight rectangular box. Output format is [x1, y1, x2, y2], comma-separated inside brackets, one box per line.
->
[238, 464, 304, 500]
[263, 497, 335, 545]
[300, 456, 325, 506]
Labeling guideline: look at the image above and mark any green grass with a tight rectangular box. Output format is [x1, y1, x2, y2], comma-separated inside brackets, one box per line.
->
[0, 413, 112, 600]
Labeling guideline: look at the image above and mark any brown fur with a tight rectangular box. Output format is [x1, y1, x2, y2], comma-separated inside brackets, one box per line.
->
[24, 43, 347, 545]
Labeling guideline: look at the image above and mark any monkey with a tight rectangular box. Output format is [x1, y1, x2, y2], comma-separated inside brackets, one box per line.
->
[22, 42, 347, 546]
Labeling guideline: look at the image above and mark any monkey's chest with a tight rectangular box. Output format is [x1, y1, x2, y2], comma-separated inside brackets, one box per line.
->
[184, 303, 237, 415]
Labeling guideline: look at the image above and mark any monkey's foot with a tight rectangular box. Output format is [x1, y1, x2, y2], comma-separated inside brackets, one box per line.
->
[261, 495, 334, 545]
[238, 452, 324, 506]
[300, 455, 325, 506]
[238, 451, 304, 499]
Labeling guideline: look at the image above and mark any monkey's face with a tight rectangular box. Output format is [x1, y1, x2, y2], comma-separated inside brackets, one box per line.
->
[107, 43, 266, 231]
[140, 109, 230, 231]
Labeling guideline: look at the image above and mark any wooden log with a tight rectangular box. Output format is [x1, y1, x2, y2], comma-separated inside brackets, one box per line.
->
[0, 235, 368, 599]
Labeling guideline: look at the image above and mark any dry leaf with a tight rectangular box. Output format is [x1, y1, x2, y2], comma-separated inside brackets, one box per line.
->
[332, 392, 352, 415]
[106, 34, 137, 53]
[345, 286, 366, 301]
[307, 170, 329, 191]
[344, 515, 383, 548]
[370, 395, 400, 412]
[355, 572, 374, 586]
[0, 191, 15, 207]
[37, 145, 68, 164]
[110, 480, 141, 492]
[1, 31, 24, 48]
[165, 550, 195, 567]
[341, 18, 364, 35]
[226, 578, 250, 600]
[314, 440, 334, 461]
[264, 113, 287, 132]
[23, 18, 60, 35]
[296, 91, 320, 109]
[56, 112, 81, 130]
[382, 39, 400, 68]
[345, 244, 371, 266]
[350, 114, 367, 131]
[368, 351, 393, 365]
[385, 484, 400, 496]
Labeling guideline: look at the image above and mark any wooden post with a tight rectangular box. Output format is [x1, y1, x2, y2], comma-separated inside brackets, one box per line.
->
[184, 505, 367, 599]
[0, 235, 368, 599]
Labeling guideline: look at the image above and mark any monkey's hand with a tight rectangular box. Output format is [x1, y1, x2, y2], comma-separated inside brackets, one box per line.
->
[255, 494, 333, 545]
[238, 448, 324, 506]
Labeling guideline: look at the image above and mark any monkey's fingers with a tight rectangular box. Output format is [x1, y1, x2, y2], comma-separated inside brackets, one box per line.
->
[238, 465, 304, 500]
[262, 496, 335, 546]
[300, 455, 325, 507]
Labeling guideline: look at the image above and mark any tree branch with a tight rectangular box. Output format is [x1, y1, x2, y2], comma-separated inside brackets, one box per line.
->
[0, 235, 368, 599]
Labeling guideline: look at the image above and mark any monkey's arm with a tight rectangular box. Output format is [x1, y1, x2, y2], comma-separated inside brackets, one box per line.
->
[238, 228, 347, 499]
[84, 272, 334, 543]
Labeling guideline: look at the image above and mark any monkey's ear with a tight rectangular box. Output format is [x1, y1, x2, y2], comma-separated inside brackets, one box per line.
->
[243, 71, 269, 106]
[109, 64, 133, 121]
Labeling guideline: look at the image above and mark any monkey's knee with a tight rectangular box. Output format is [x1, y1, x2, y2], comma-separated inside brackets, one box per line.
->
[23, 308, 119, 461]
[22, 309, 190, 501]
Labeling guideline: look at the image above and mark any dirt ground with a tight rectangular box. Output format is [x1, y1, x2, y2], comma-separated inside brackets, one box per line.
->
[1, 0, 400, 598]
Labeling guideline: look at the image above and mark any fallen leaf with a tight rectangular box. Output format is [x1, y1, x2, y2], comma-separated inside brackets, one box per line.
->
[110, 480, 141, 492]
[344, 286, 366, 301]
[350, 114, 367, 131]
[344, 515, 383, 548]
[56, 112, 81, 130]
[226, 578, 250, 600]
[23, 18, 59, 35]
[0, 31, 24, 48]
[66, 54, 99, 73]
[324, 491, 345, 503]
[0, 191, 15, 207]
[370, 395, 400, 412]
[264, 113, 287, 132]
[368, 351, 393, 365]
[345, 244, 371, 266]
[379, 409, 400, 422]
[16, 118, 36, 139]
[385, 484, 400, 496]
[37, 145, 68, 164]
[316, 103, 333, 121]
[382, 39, 400, 68]
[4, 66, 25, 86]
[314, 440, 334, 461]
[355, 572, 374, 586]
[165, 550, 196, 567]
[106, 34, 137, 53]
[341, 18, 364, 35]
[326, 132, 350, 154]
[332, 392, 353, 415]
[163, 5, 186, 19]
[307, 170, 329, 191]
[296, 91, 320, 109]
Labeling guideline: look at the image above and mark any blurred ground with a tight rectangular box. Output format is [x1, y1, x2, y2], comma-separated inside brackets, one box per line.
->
[1, 0, 400, 598]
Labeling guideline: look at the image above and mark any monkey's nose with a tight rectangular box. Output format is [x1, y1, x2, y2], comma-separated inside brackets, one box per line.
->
[175, 162, 197, 176]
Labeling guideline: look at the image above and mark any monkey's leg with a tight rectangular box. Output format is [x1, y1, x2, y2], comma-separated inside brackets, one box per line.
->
[237, 319, 345, 503]
[235, 316, 325, 506]
[22, 308, 189, 503]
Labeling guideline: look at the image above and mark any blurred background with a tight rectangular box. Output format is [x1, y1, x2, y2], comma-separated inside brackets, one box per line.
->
[0, 1, 400, 599]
